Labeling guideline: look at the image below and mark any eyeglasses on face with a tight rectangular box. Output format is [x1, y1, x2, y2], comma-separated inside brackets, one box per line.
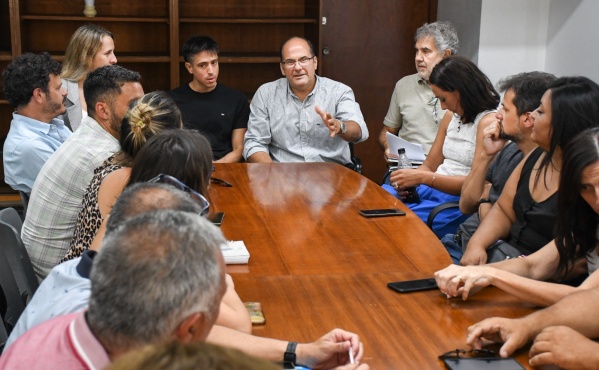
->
[438, 348, 499, 360]
[147, 174, 210, 217]
[427, 96, 440, 125]
[281, 56, 315, 69]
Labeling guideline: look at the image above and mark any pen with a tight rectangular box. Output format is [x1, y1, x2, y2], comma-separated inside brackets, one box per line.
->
[348, 347, 355, 364]
[211, 177, 233, 187]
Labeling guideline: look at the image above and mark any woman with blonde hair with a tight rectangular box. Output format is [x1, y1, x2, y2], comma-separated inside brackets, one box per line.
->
[63, 91, 182, 261]
[60, 24, 117, 131]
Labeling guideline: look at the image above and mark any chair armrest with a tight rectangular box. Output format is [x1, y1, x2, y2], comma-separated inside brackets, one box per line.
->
[427, 201, 460, 229]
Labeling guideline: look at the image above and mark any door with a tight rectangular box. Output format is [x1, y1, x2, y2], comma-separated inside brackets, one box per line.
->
[320, 0, 437, 182]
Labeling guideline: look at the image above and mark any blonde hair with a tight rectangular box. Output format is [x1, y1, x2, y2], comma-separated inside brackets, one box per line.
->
[61, 24, 113, 81]
[119, 92, 183, 160]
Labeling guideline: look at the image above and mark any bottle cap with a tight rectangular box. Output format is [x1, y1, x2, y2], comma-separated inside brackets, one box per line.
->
[398, 148, 406, 155]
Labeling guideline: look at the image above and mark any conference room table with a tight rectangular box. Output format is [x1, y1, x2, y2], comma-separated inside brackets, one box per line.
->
[209, 163, 536, 369]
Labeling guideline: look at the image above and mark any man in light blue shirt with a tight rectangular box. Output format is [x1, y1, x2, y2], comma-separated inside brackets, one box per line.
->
[244, 36, 368, 165]
[2, 52, 72, 194]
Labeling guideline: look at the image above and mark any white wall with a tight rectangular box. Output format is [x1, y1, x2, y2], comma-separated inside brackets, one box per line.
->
[437, 0, 481, 63]
[477, 0, 550, 85]
[545, 0, 599, 83]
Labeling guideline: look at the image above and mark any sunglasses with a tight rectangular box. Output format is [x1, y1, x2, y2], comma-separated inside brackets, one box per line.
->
[147, 174, 210, 217]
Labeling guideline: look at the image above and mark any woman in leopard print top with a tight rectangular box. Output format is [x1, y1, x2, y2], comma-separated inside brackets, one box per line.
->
[61, 91, 183, 262]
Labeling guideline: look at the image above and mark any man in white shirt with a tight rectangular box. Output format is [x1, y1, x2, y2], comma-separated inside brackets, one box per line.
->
[22, 64, 144, 279]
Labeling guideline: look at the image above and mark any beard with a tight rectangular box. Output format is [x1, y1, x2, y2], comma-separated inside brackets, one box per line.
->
[499, 127, 522, 142]
[109, 111, 122, 133]
[45, 97, 66, 117]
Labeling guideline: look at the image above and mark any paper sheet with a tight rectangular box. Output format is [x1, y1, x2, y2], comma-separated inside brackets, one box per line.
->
[386, 132, 426, 162]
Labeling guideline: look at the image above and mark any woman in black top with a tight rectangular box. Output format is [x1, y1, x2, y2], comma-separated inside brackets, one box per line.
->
[461, 76, 599, 265]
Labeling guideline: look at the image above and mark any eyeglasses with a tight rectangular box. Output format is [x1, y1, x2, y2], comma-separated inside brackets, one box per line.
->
[438, 348, 499, 360]
[147, 174, 210, 217]
[281, 56, 315, 69]
[427, 96, 439, 125]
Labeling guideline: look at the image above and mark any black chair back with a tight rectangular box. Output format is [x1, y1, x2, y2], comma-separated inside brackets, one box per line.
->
[0, 248, 25, 337]
[0, 208, 39, 303]
[18, 191, 29, 219]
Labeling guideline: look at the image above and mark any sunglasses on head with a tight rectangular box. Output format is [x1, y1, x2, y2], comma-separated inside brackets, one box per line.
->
[147, 174, 210, 217]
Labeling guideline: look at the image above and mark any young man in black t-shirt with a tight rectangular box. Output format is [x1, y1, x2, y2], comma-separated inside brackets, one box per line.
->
[169, 36, 249, 162]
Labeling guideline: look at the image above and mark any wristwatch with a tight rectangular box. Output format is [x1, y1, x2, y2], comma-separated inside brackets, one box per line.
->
[339, 120, 347, 134]
[284, 342, 297, 366]
[476, 198, 491, 208]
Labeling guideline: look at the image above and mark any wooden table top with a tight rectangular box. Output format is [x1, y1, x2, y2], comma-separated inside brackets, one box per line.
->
[209, 163, 536, 369]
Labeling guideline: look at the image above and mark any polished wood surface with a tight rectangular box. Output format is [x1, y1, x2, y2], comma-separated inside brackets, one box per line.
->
[210, 163, 536, 369]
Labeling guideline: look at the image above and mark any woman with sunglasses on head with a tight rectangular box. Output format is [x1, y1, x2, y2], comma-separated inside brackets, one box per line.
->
[86, 129, 251, 333]
[384, 55, 499, 238]
[64, 91, 182, 262]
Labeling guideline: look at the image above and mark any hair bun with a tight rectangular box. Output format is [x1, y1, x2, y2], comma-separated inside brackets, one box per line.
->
[129, 102, 153, 134]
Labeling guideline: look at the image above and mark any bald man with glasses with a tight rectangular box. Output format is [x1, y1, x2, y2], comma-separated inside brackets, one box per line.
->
[243, 36, 368, 167]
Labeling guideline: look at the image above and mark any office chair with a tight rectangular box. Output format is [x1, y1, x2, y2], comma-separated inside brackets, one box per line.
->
[0, 207, 22, 235]
[0, 208, 39, 304]
[426, 201, 460, 233]
[0, 309, 7, 354]
[18, 191, 29, 219]
[348, 142, 362, 174]
[0, 248, 26, 336]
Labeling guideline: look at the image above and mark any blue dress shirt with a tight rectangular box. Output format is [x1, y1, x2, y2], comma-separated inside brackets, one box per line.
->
[3, 113, 72, 193]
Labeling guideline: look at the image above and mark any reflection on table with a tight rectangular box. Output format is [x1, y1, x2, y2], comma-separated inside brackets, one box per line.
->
[209, 163, 536, 369]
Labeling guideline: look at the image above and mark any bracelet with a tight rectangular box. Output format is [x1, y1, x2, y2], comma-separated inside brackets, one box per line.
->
[430, 173, 436, 188]
[476, 198, 491, 208]
[284, 341, 297, 365]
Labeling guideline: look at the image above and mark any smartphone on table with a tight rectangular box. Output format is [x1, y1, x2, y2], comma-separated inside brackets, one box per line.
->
[359, 208, 406, 218]
[387, 278, 438, 293]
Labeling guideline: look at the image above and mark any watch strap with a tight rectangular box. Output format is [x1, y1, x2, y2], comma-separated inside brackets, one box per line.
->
[340, 121, 347, 134]
[284, 341, 297, 365]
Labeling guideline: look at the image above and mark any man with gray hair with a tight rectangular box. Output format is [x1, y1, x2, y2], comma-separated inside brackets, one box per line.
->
[5, 182, 244, 349]
[379, 21, 459, 159]
[5, 183, 366, 368]
[0, 210, 227, 368]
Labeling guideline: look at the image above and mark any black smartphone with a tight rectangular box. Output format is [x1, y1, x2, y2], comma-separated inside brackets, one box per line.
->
[442, 357, 524, 370]
[387, 278, 438, 293]
[359, 208, 406, 218]
[208, 212, 225, 226]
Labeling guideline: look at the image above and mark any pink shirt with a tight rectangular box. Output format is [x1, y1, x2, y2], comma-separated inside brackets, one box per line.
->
[0, 311, 110, 369]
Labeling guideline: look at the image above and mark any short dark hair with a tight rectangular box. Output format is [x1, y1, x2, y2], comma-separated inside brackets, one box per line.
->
[106, 182, 202, 234]
[2, 52, 62, 108]
[182, 35, 219, 63]
[83, 65, 142, 117]
[555, 127, 599, 277]
[279, 36, 316, 61]
[497, 71, 555, 116]
[429, 55, 500, 124]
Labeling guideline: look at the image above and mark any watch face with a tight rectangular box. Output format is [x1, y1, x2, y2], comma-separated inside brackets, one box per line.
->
[341, 122, 347, 134]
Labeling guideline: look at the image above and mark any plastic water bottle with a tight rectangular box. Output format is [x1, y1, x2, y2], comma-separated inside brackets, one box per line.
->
[397, 148, 420, 203]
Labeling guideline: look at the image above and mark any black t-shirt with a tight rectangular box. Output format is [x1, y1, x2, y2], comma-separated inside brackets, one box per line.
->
[169, 83, 250, 160]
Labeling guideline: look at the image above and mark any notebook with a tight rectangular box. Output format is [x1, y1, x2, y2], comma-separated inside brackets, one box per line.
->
[221, 240, 250, 264]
